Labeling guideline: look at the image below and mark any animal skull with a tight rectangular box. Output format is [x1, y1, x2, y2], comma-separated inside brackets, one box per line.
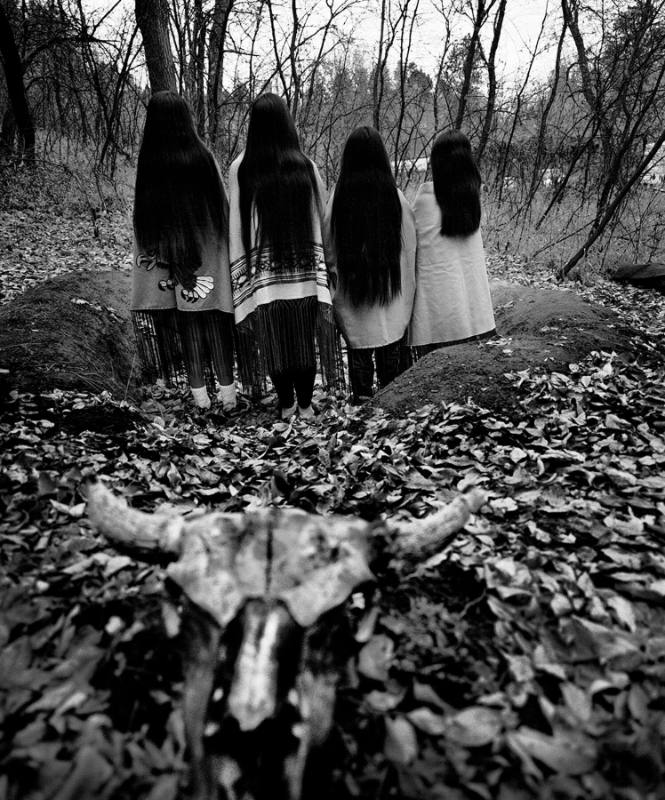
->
[87, 482, 485, 800]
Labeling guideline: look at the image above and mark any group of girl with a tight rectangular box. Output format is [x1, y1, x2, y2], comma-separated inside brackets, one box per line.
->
[131, 90, 496, 419]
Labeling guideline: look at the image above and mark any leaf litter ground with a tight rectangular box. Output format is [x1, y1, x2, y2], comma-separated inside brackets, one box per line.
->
[2, 193, 665, 799]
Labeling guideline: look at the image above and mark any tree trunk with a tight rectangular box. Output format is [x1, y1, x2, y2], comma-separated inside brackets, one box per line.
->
[455, 0, 485, 129]
[558, 131, 665, 278]
[475, 0, 506, 164]
[0, 5, 35, 164]
[372, 0, 387, 132]
[1, 107, 16, 152]
[527, 13, 568, 201]
[135, 0, 176, 93]
[207, 0, 234, 147]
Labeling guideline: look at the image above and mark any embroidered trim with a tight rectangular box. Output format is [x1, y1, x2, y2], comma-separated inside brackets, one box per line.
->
[137, 251, 214, 304]
[231, 243, 329, 311]
[181, 276, 214, 303]
[136, 251, 169, 271]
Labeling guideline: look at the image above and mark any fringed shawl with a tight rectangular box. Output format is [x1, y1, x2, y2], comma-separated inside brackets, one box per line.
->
[131, 229, 234, 314]
[227, 154, 342, 397]
[131, 190, 236, 390]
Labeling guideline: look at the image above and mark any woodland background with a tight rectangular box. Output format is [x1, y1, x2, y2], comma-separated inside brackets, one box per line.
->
[2, 0, 665, 277]
[3, 2, 665, 800]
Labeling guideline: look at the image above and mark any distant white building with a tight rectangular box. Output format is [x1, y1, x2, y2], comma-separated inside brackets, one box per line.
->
[543, 167, 563, 187]
[641, 163, 665, 185]
[641, 142, 665, 185]
[391, 157, 429, 175]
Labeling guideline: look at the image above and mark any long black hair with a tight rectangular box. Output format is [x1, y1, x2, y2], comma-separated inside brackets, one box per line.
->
[133, 91, 227, 287]
[431, 130, 481, 237]
[238, 93, 318, 268]
[330, 126, 402, 307]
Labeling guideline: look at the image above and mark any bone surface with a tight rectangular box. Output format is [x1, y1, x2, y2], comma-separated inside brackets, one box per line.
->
[86, 481, 184, 554]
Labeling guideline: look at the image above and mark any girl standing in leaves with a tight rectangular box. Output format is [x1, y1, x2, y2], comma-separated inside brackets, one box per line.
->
[408, 130, 495, 353]
[228, 93, 340, 420]
[323, 126, 416, 403]
[132, 91, 237, 411]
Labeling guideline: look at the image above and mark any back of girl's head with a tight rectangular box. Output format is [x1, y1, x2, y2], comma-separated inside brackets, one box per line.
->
[141, 90, 197, 150]
[339, 126, 392, 176]
[431, 130, 481, 237]
[331, 126, 402, 307]
[134, 91, 226, 283]
[245, 93, 300, 156]
[238, 93, 317, 265]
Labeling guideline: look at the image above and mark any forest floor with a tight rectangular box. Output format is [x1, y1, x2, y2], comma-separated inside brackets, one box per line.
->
[2, 191, 665, 800]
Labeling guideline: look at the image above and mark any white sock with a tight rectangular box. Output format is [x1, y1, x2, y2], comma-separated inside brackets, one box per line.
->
[217, 383, 237, 411]
[191, 385, 211, 409]
[298, 404, 315, 420]
[281, 401, 297, 420]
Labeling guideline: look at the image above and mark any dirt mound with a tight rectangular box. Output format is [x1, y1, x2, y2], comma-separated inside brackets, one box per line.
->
[373, 280, 645, 415]
[0, 269, 137, 399]
[0, 274, 650, 410]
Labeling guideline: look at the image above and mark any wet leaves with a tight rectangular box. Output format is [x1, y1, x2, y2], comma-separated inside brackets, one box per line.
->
[2, 322, 665, 796]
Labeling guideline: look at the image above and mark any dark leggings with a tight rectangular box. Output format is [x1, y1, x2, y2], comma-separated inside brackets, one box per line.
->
[270, 367, 316, 409]
[179, 311, 234, 388]
[348, 337, 410, 400]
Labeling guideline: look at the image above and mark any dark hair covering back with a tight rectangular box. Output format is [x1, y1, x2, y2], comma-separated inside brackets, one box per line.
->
[238, 93, 318, 268]
[431, 130, 481, 237]
[133, 91, 227, 288]
[330, 126, 402, 307]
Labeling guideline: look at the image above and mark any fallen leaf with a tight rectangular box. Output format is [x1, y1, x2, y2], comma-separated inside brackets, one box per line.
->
[445, 706, 502, 748]
[384, 716, 418, 765]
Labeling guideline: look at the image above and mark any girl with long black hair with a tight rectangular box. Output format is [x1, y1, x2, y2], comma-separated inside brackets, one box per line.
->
[408, 130, 495, 350]
[132, 90, 236, 410]
[323, 126, 416, 402]
[228, 93, 340, 419]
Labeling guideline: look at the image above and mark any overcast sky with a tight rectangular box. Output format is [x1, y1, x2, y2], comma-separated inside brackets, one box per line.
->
[405, 0, 560, 82]
[91, 0, 561, 86]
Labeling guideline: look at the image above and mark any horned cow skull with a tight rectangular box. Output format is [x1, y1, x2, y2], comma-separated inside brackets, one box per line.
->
[87, 482, 485, 800]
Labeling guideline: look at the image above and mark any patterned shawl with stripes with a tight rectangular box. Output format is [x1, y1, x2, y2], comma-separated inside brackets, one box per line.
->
[227, 154, 342, 396]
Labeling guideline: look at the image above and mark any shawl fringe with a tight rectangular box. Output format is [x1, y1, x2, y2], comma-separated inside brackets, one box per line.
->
[132, 309, 235, 394]
[235, 297, 344, 399]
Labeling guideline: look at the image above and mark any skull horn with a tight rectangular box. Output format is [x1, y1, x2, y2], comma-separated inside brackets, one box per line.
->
[86, 481, 184, 556]
[389, 487, 486, 558]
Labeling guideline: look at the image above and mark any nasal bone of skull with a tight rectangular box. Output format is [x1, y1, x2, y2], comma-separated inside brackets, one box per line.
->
[227, 603, 293, 732]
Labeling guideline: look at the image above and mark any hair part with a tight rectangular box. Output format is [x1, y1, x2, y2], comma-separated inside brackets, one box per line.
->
[431, 130, 481, 237]
[133, 91, 227, 288]
[238, 93, 318, 268]
[330, 126, 402, 307]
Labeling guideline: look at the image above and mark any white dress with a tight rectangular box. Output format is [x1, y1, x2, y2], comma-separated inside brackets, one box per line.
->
[322, 190, 416, 349]
[408, 182, 495, 347]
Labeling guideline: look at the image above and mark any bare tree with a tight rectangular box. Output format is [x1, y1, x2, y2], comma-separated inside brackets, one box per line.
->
[455, 0, 490, 129]
[557, 0, 665, 276]
[135, 0, 176, 92]
[559, 132, 665, 276]
[0, 3, 35, 162]
[207, 0, 235, 146]
[526, 4, 568, 200]
[475, 0, 506, 163]
[431, 0, 457, 133]
[372, 0, 403, 132]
